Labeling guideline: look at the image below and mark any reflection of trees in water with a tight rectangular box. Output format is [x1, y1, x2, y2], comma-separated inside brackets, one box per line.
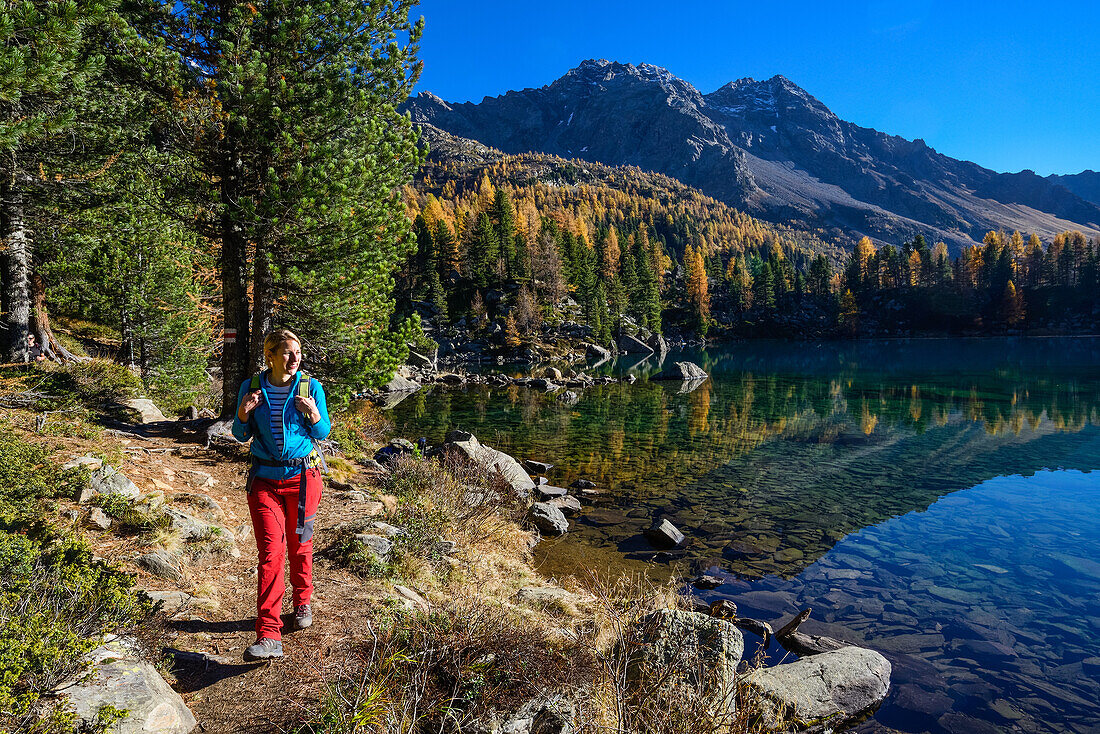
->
[389, 369, 1099, 501]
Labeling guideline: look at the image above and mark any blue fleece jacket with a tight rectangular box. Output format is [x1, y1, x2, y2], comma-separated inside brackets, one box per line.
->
[232, 369, 331, 481]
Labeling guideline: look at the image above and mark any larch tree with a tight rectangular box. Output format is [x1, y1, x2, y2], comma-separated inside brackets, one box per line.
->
[140, 0, 424, 413]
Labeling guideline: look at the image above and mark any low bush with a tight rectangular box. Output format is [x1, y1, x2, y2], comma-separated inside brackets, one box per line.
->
[329, 404, 391, 462]
[0, 434, 150, 732]
[302, 597, 593, 734]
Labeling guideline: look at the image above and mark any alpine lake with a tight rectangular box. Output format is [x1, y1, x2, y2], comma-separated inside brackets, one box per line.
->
[385, 337, 1100, 734]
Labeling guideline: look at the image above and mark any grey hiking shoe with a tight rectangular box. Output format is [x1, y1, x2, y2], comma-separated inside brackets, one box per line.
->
[244, 637, 283, 661]
[294, 604, 313, 630]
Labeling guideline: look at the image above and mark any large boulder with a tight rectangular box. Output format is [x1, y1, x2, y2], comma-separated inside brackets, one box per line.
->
[444, 430, 536, 500]
[652, 361, 708, 381]
[528, 502, 570, 536]
[59, 639, 197, 733]
[621, 609, 743, 709]
[617, 333, 653, 355]
[381, 374, 421, 394]
[647, 333, 669, 357]
[741, 646, 891, 732]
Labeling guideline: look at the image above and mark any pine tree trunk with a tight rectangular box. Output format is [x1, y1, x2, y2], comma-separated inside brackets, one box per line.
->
[1, 161, 31, 363]
[32, 274, 86, 363]
[249, 244, 273, 370]
[219, 144, 252, 417]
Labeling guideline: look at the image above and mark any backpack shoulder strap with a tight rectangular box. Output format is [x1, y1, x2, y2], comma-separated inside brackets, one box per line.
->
[250, 373, 262, 391]
[298, 373, 311, 400]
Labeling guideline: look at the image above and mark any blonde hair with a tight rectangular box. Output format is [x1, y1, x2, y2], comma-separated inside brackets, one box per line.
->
[263, 328, 301, 366]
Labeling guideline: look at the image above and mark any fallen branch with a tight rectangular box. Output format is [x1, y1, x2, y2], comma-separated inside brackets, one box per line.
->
[776, 608, 847, 656]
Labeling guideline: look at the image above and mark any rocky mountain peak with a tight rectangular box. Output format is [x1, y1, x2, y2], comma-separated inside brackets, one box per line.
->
[403, 60, 1100, 249]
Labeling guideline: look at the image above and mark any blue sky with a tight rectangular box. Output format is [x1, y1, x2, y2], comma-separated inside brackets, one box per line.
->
[412, 1, 1099, 177]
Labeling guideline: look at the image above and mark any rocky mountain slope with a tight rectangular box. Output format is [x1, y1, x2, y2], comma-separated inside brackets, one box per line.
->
[1048, 169, 1100, 207]
[405, 59, 1100, 252]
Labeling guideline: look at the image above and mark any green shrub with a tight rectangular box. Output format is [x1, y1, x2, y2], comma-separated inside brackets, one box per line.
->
[0, 434, 150, 731]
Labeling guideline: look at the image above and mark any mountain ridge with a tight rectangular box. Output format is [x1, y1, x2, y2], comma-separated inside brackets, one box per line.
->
[405, 59, 1100, 251]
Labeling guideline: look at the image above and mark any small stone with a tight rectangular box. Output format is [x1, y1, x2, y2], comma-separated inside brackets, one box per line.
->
[523, 459, 554, 474]
[692, 574, 724, 590]
[570, 479, 596, 490]
[393, 584, 429, 613]
[88, 508, 111, 531]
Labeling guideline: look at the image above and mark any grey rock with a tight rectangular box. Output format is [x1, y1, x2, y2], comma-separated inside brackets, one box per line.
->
[652, 361, 708, 381]
[741, 646, 891, 733]
[535, 485, 568, 501]
[644, 518, 686, 549]
[59, 639, 197, 734]
[88, 466, 141, 500]
[616, 333, 653, 355]
[117, 398, 169, 424]
[381, 374, 421, 394]
[523, 459, 554, 474]
[163, 507, 214, 541]
[88, 507, 112, 531]
[144, 590, 194, 615]
[62, 454, 103, 472]
[444, 430, 536, 499]
[137, 552, 182, 581]
[407, 350, 436, 370]
[647, 333, 669, 356]
[548, 495, 582, 516]
[515, 586, 579, 607]
[393, 584, 429, 613]
[354, 534, 393, 562]
[528, 502, 570, 536]
[570, 479, 596, 490]
[622, 609, 743, 708]
[584, 342, 611, 362]
[371, 521, 408, 538]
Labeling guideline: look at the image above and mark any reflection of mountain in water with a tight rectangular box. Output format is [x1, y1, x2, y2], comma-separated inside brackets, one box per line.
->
[387, 338, 1100, 579]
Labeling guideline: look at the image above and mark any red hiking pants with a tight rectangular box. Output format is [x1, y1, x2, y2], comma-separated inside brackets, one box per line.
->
[247, 468, 322, 641]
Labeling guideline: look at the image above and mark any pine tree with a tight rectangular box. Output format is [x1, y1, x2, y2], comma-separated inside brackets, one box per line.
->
[467, 211, 500, 290]
[141, 0, 424, 411]
[0, 0, 141, 361]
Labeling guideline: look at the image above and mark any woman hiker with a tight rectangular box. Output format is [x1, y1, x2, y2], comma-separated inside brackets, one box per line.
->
[232, 328, 331, 661]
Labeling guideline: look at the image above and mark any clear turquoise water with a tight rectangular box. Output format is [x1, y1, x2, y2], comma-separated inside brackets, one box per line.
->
[388, 337, 1100, 733]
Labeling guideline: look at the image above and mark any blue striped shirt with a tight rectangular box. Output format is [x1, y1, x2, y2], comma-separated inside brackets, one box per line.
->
[264, 378, 292, 456]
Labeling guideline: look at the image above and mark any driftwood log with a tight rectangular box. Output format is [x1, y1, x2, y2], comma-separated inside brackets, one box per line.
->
[776, 608, 848, 656]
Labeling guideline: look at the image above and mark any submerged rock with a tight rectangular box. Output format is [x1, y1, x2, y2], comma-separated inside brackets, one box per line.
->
[644, 518, 686, 549]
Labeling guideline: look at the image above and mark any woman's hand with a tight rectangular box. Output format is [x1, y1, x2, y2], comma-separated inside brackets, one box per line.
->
[238, 390, 263, 422]
[295, 395, 321, 425]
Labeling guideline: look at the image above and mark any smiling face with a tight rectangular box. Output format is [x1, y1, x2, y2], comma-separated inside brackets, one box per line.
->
[267, 339, 302, 381]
